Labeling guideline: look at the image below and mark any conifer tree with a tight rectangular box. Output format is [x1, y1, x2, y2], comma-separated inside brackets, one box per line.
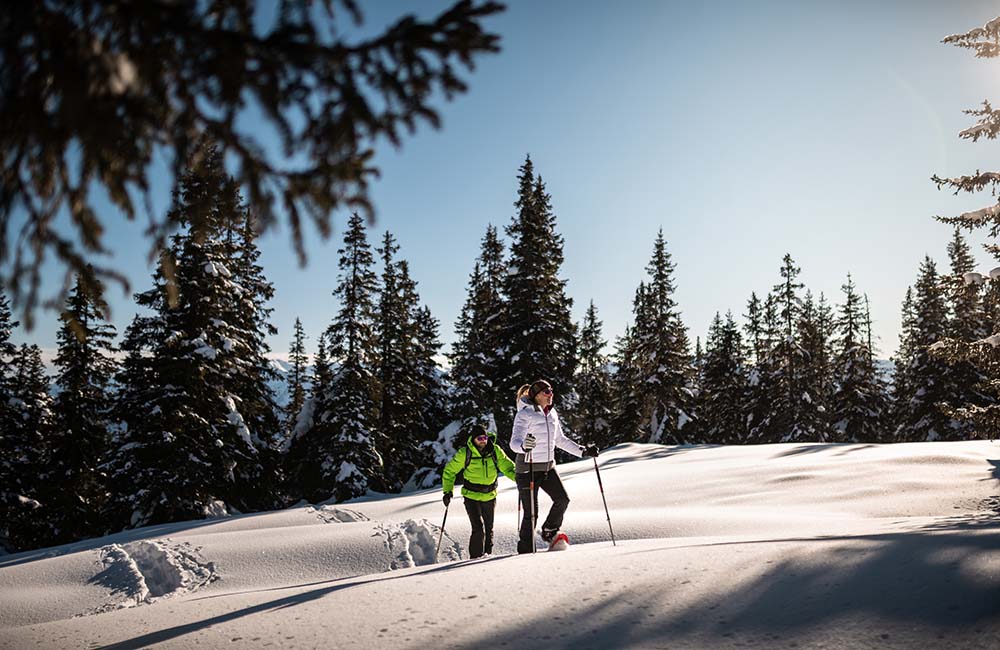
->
[501, 157, 578, 433]
[47, 273, 118, 542]
[227, 214, 282, 457]
[936, 228, 990, 436]
[1, 340, 52, 550]
[628, 231, 696, 443]
[946, 228, 986, 341]
[413, 305, 449, 436]
[289, 213, 382, 502]
[609, 320, 644, 446]
[929, 17, 1000, 438]
[375, 236, 429, 491]
[795, 291, 833, 441]
[569, 302, 615, 448]
[748, 257, 805, 443]
[699, 311, 749, 444]
[450, 225, 508, 431]
[894, 257, 964, 441]
[831, 275, 887, 442]
[0, 292, 35, 550]
[284, 318, 309, 438]
[13, 345, 54, 466]
[891, 286, 918, 425]
[106, 142, 272, 528]
[744, 292, 780, 443]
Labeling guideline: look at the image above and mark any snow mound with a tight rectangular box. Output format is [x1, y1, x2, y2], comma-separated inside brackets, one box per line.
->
[377, 519, 457, 569]
[84, 540, 217, 615]
[309, 505, 370, 523]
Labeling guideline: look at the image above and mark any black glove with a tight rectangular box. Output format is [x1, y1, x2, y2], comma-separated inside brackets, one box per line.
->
[582, 444, 599, 458]
[522, 434, 537, 451]
[442, 492, 452, 507]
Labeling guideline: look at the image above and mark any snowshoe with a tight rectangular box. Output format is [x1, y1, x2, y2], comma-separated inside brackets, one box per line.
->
[547, 532, 569, 552]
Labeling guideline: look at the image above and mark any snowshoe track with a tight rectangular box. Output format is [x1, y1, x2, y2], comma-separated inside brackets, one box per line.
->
[377, 519, 460, 569]
[83, 539, 217, 615]
[309, 505, 370, 524]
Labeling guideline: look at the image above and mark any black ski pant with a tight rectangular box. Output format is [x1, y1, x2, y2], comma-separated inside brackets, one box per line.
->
[463, 497, 496, 558]
[516, 469, 569, 554]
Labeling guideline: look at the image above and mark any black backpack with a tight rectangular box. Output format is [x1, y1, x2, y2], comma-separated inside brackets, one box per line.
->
[454, 446, 499, 486]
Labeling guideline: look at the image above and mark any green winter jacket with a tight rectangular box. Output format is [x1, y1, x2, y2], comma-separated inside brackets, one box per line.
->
[442, 432, 517, 502]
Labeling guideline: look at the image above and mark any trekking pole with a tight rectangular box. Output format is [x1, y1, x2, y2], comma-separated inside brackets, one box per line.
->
[593, 457, 617, 547]
[434, 501, 450, 559]
[528, 449, 536, 553]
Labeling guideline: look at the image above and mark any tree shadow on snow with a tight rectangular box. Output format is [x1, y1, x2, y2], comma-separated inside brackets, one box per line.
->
[592, 444, 719, 470]
[773, 443, 879, 459]
[457, 520, 1000, 650]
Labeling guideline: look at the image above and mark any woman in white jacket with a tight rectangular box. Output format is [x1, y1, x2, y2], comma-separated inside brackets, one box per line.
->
[510, 379, 599, 553]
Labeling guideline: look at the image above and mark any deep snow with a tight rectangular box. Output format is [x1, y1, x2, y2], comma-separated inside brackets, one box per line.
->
[1, 441, 998, 649]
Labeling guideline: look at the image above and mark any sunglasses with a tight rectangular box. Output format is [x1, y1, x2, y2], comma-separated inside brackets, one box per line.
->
[538, 388, 553, 395]
[475, 434, 489, 441]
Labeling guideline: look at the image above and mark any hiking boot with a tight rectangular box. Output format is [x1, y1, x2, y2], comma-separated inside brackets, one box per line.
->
[540, 528, 559, 543]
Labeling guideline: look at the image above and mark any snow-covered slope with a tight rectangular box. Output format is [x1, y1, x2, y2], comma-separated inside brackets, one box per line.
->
[1, 442, 998, 649]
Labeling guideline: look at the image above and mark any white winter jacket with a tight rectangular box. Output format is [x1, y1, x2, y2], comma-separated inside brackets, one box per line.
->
[510, 397, 584, 469]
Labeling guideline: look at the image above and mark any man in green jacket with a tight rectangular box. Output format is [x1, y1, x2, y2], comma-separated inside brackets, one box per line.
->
[442, 424, 517, 558]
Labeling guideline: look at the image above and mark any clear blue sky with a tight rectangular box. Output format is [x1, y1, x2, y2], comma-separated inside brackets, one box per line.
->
[13, 0, 1000, 364]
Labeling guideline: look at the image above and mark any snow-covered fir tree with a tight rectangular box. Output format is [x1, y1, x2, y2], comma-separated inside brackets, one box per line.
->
[449, 225, 508, 431]
[945, 228, 987, 341]
[288, 212, 382, 503]
[226, 214, 283, 460]
[0, 331, 51, 551]
[894, 256, 965, 441]
[284, 318, 309, 437]
[744, 292, 781, 443]
[750, 254, 830, 443]
[626, 231, 696, 444]
[12, 345, 54, 462]
[928, 16, 1000, 439]
[794, 291, 834, 441]
[47, 272, 118, 542]
[375, 233, 431, 491]
[698, 311, 749, 444]
[609, 319, 644, 447]
[568, 301, 615, 448]
[747, 293, 794, 443]
[891, 285, 918, 427]
[411, 304, 449, 449]
[106, 142, 274, 528]
[830, 275, 888, 443]
[501, 156, 578, 432]
[0, 292, 33, 551]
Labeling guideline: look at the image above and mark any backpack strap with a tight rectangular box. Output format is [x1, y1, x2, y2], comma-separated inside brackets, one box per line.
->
[461, 445, 500, 482]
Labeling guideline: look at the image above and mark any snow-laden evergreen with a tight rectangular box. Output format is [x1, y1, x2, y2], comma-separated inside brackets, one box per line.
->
[283, 318, 309, 443]
[893, 257, 964, 441]
[830, 275, 887, 442]
[617, 232, 696, 444]
[449, 224, 508, 432]
[568, 301, 615, 448]
[374, 234, 446, 491]
[500, 156, 578, 431]
[105, 143, 275, 529]
[47, 273, 117, 543]
[288, 212, 383, 503]
[698, 311, 749, 444]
